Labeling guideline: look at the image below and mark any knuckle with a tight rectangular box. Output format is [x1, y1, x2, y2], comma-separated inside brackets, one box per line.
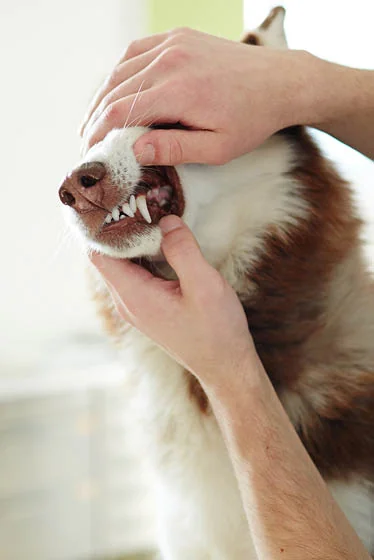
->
[99, 90, 116, 113]
[125, 39, 142, 59]
[161, 77, 183, 98]
[170, 26, 193, 38]
[103, 101, 121, 126]
[150, 131, 184, 165]
[154, 49, 170, 70]
[106, 66, 121, 90]
[168, 135, 184, 165]
[157, 45, 189, 69]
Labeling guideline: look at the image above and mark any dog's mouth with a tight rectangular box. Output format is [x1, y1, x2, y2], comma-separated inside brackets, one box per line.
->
[101, 166, 184, 234]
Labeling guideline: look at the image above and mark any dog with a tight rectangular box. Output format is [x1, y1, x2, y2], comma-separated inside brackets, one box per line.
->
[59, 7, 374, 558]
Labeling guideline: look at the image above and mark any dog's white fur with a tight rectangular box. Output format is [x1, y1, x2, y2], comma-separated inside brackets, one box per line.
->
[67, 11, 374, 559]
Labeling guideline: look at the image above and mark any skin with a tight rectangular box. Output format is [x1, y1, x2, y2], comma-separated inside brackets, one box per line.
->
[80, 28, 374, 161]
[85, 29, 374, 558]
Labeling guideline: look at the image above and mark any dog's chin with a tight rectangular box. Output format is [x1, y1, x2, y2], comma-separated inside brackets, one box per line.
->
[88, 226, 164, 260]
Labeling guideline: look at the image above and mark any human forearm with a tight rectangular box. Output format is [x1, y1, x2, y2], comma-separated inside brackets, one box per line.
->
[207, 358, 372, 560]
[297, 53, 374, 160]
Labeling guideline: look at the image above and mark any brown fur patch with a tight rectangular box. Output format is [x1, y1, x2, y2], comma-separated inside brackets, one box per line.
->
[296, 369, 374, 480]
[186, 372, 210, 414]
[244, 127, 362, 387]
[242, 126, 374, 480]
[260, 6, 285, 30]
[241, 32, 261, 46]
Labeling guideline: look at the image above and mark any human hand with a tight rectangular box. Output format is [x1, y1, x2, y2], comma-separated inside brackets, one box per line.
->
[90, 215, 258, 389]
[80, 28, 317, 165]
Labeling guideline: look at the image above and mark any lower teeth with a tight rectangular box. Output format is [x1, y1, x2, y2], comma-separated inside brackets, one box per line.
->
[106, 185, 174, 226]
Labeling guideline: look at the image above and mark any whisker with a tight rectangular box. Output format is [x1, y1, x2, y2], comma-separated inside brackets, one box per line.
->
[124, 79, 146, 130]
[126, 100, 159, 129]
[47, 225, 75, 266]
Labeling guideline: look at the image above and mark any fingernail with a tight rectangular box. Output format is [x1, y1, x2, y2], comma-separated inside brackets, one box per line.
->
[160, 215, 183, 234]
[136, 143, 155, 165]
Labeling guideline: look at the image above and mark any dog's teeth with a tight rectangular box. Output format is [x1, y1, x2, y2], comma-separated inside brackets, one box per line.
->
[120, 214, 126, 220]
[136, 195, 152, 224]
[129, 195, 137, 213]
[112, 207, 120, 221]
[105, 214, 112, 224]
[122, 203, 134, 218]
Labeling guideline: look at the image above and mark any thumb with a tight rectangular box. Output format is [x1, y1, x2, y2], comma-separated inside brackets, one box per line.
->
[160, 215, 215, 295]
[134, 129, 225, 166]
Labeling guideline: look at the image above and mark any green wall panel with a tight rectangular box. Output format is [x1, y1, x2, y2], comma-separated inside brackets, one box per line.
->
[148, 0, 243, 39]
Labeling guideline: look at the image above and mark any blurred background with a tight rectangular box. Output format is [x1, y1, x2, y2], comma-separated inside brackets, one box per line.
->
[0, 1, 372, 559]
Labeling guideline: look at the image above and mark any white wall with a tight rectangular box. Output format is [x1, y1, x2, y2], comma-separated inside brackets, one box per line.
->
[244, 0, 374, 232]
[0, 1, 147, 369]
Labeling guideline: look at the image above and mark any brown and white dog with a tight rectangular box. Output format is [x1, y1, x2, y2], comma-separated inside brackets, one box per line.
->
[59, 7, 374, 559]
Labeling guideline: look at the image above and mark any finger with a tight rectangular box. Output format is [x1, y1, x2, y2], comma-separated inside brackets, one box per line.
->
[91, 252, 153, 283]
[90, 252, 178, 322]
[83, 88, 179, 153]
[159, 216, 217, 295]
[119, 27, 199, 63]
[119, 32, 171, 63]
[133, 128, 230, 166]
[82, 73, 152, 141]
[80, 44, 166, 137]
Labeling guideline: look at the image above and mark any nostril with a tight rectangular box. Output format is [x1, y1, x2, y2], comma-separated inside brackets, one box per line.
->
[77, 161, 106, 188]
[80, 175, 99, 188]
[59, 188, 76, 206]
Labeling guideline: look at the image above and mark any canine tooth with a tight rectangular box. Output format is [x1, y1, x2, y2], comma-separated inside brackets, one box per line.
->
[112, 207, 120, 221]
[105, 214, 112, 223]
[122, 203, 134, 218]
[136, 195, 152, 224]
[129, 195, 137, 213]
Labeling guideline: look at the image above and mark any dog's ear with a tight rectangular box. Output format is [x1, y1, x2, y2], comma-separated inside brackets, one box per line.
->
[241, 6, 288, 50]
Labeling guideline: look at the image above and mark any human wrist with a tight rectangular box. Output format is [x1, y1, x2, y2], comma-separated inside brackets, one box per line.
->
[274, 50, 352, 129]
[203, 350, 271, 427]
[295, 52, 372, 130]
[271, 49, 330, 130]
